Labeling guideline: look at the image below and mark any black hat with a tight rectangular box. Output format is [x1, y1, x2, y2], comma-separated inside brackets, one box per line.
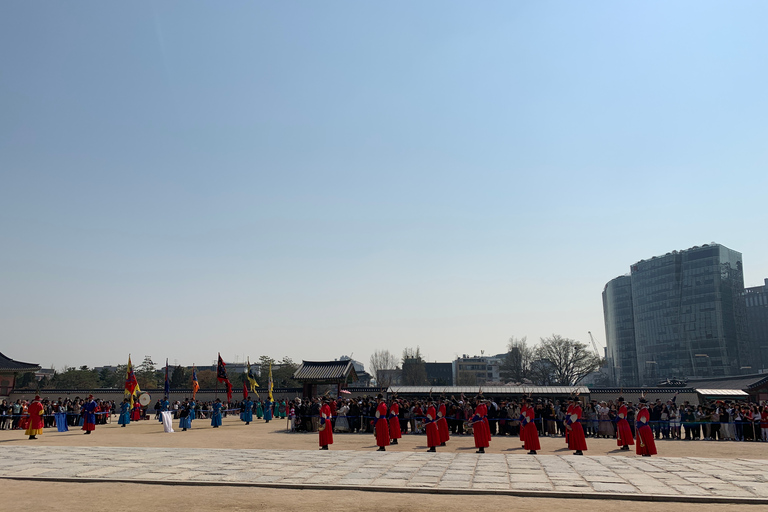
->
[617, 396, 624, 402]
[639, 397, 648, 404]
[377, 394, 384, 400]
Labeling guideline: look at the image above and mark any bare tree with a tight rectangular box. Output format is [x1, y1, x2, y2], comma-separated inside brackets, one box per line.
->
[369, 350, 399, 387]
[499, 336, 532, 383]
[535, 334, 603, 385]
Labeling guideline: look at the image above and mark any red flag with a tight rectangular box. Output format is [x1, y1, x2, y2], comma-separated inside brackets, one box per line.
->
[242, 380, 248, 399]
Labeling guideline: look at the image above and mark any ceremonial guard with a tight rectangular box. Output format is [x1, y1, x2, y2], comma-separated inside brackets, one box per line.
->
[616, 397, 634, 451]
[374, 394, 390, 451]
[264, 399, 273, 423]
[242, 397, 253, 425]
[565, 398, 574, 446]
[470, 401, 489, 453]
[211, 398, 223, 428]
[478, 398, 491, 445]
[521, 398, 540, 455]
[25, 395, 44, 440]
[635, 397, 657, 457]
[437, 400, 450, 446]
[566, 398, 588, 455]
[425, 403, 440, 452]
[319, 398, 333, 450]
[118, 398, 131, 427]
[179, 403, 192, 431]
[81, 395, 97, 434]
[131, 400, 142, 421]
[389, 399, 401, 445]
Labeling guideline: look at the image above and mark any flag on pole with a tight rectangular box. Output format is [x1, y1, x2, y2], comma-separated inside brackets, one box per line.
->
[242, 380, 249, 399]
[164, 358, 170, 397]
[217, 353, 233, 402]
[268, 362, 274, 402]
[191, 366, 199, 400]
[246, 357, 259, 392]
[124, 355, 140, 406]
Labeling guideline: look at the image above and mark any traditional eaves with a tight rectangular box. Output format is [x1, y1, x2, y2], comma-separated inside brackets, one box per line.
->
[293, 360, 358, 383]
[0, 351, 41, 372]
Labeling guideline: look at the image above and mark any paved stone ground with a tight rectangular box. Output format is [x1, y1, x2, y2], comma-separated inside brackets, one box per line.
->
[1, 446, 768, 503]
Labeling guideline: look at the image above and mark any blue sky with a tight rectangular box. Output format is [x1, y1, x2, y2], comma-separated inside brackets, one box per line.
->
[2, 1, 767, 371]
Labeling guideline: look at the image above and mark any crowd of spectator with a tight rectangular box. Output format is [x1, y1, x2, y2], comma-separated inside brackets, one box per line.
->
[3, 394, 768, 443]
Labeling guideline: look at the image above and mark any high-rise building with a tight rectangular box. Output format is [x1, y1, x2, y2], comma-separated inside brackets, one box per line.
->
[744, 278, 768, 372]
[602, 275, 639, 386]
[603, 243, 751, 386]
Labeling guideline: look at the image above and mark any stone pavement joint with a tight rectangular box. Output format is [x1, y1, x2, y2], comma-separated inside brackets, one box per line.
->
[1, 446, 768, 505]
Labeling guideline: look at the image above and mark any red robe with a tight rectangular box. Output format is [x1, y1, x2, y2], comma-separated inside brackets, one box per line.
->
[425, 405, 440, 448]
[25, 400, 44, 436]
[616, 404, 634, 447]
[437, 403, 450, 444]
[521, 405, 541, 451]
[389, 402, 402, 440]
[479, 403, 491, 443]
[375, 402, 390, 447]
[567, 405, 588, 451]
[635, 407, 657, 456]
[319, 403, 333, 447]
[470, 406, 489, 448]
[131, 403, 142, 421]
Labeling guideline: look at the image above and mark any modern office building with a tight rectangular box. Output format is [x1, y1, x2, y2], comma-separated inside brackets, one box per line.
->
[603, 243, 751, 386]
[602, 275, 639, 386]
[453, 354, 503, 385]
[424, 362, 453, 386]
[744, 279, 768, 372]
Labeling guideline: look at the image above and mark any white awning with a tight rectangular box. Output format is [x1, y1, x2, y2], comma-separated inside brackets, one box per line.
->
[694, 389, 748, 397]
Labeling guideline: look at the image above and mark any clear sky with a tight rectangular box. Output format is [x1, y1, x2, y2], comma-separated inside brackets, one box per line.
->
[2, 1, 767, 372]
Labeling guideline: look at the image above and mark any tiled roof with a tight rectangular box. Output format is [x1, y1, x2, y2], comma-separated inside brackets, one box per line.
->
[686, 374, 768, 391]
[293, 360, 358, 383]
[388, 386, 590, 395]
[0, 351, 41, 372]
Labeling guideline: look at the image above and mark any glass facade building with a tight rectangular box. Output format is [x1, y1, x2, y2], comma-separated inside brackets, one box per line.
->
[744, 279, 768, 372]
[603, 244, 751, 386]
[602, 275, 639, 386]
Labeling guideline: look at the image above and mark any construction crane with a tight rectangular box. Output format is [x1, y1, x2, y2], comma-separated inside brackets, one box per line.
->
[587, 331, 601, 358]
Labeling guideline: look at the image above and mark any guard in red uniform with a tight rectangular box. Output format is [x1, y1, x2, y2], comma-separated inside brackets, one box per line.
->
[25, 396, 44, 440]
[565, 399, 574, 445]
[319, 399, 333, 450]
[566, 399, 588, 455]
[470, 402, 489, 453]
[374, 394, 390, 451]
[478, 401, 491, 444]
[616, 396, 634, 451]
[437, 401, 450, 446]
[425, 403, 440, 452]
[389, 400, 401, 445]
[521, 398, 540, 454]
[636, 398, 657, 457]
[131, 401, 142, 421]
